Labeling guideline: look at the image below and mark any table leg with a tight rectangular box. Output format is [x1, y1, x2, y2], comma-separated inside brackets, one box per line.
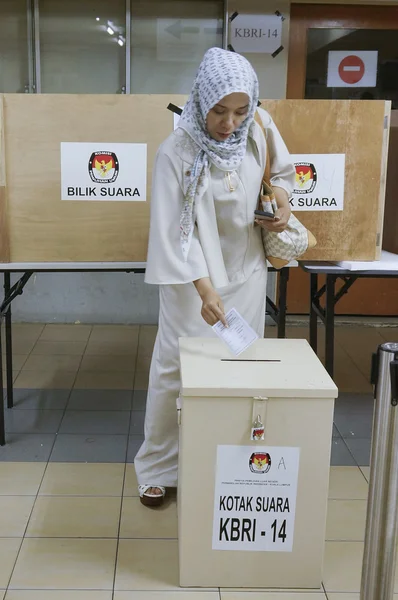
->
[325, 275, 336, 378]
[309, 273, 318, 354]
[0, 317, 5, 446]
[4, 273, 13, 409]
[277, 268, 289, 339]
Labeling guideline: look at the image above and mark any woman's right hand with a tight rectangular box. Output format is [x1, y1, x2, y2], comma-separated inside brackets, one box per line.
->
[201, 289, 228, 327]
[194, 277, 228, 327]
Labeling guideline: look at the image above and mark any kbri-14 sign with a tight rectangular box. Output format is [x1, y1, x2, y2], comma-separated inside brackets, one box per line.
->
[230, 14, 282, 54]
[212, 445, 300, 552]
[60, 142, 147, 201]
[290, 153, 345, 211]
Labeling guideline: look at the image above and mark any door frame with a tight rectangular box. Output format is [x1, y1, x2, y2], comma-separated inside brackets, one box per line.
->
[287, 4, 398, 99]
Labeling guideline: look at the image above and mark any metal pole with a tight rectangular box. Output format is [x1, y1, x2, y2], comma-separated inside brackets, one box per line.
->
[33, 0, 41, 93]
[325, 275, 336, 378]
[4, 273, 13, 409]
[222, 0, 229, 50]
[125, 0, 131, 94]
[0, 316, 5, 446]
[26, 0, 34, 93]
[361, 342, 398, 600]
[309, 273, 318, 354]
[277, 267, 289, 339]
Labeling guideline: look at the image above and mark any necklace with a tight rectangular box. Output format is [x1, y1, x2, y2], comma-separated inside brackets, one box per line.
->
[226, 171, 238, 192]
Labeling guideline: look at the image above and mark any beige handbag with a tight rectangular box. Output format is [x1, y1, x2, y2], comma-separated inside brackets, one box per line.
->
[254, 113, 317, 269]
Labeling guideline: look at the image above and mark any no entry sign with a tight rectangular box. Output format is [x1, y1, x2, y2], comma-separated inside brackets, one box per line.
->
[327, 51, 378, 88]
[338, 55, 365, 84]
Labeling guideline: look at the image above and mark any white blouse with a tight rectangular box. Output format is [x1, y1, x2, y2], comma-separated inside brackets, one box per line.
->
[145, 108, 295, 290]
[210, 140, 265, 284]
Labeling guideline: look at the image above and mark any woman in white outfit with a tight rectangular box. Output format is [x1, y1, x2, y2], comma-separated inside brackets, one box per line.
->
[135, 47, 295, 506]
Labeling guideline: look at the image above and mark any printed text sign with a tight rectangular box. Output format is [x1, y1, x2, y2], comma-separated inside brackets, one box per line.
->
[230, 14, 282, 54]
[213, 445, 300, 552]
[61, 142, 147, 201]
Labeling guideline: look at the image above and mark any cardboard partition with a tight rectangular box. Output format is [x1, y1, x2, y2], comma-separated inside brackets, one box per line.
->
[262, 99, 390, 262]
[0, 93, 186, 263]
[0, 95, 390, 263]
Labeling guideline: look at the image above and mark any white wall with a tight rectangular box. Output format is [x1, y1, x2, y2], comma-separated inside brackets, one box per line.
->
[6, 272, 160, 324]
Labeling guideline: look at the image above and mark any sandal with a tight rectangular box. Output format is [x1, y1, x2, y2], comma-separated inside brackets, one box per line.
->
[139, 485, 166, 507]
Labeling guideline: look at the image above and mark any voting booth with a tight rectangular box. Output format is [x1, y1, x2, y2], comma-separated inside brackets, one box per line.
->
[0, 94, 391, 263]
[177, 338, 338, 589]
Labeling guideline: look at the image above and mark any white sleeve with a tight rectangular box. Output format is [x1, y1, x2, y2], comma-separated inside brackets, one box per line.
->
[260, 109, 296, 197]
[144, 149, 209, 285]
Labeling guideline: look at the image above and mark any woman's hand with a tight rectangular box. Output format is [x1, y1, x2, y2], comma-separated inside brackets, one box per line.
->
[255, 206, 291, 233]
[201, 288, 227, 327]
[255, 186, 291, 233]
[193, 277, 228, 327]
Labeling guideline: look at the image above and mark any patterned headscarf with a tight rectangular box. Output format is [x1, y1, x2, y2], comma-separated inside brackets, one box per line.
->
[177, 47, 259, 261]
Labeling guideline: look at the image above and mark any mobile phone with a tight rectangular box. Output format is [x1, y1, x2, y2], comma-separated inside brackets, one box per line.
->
[254, 209, 276, 220]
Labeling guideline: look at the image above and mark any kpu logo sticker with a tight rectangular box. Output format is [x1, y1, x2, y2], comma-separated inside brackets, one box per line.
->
[249, 452, 271, 474]
[294, 162, 317, 194]
[289, 153, 345, 211]
[88, 151, 119, 184]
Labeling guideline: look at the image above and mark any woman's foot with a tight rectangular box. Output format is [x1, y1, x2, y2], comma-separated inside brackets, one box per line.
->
[138, 485, 166, 507]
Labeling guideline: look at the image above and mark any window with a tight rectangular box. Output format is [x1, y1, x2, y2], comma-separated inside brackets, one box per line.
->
[0, 0, 225, 94]
[39, 0, 126, 93]
[130, 0, 224, 93]
[305, 28, 398, 108]
[0, 0, 29, 93]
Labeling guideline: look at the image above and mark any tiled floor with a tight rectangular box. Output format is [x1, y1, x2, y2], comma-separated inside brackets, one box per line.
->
[0, 321, 397, 599]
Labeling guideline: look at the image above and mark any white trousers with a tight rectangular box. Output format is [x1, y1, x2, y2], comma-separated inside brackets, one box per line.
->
[134, 262, 267, 486]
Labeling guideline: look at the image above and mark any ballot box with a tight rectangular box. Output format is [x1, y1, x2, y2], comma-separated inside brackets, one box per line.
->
[177, 338, 338, 589]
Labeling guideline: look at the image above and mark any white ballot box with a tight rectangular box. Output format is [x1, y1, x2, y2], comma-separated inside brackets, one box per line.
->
[177, 338, 338, 589]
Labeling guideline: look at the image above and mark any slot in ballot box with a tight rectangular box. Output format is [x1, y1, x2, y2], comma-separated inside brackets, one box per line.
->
[177, 338, 338, 589]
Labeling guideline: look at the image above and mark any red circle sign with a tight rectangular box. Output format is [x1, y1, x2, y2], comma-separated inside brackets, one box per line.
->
[338, 55, 365, 84]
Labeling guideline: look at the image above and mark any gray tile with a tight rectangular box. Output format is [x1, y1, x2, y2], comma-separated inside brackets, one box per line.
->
[0, 433, 55, 461]
[344, 438, 371, 467]
[8, 389, 70, 410]
[67, 389, 132, 411]
[5, 409, 64, 434]
[50, 434, 128, 463]
[59, 410, 130, 434]
[334, 392, 375, 415]
[330, 437, 356, 466]
[339, 392, 374, 401]
[130, 411, 145, 435]
[334, 411, 373, 439]
[127, 435, 144, 463]
[132, 390, 147, 411]
[332, 424, 340, 438]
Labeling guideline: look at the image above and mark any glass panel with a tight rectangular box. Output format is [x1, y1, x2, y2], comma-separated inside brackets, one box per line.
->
[0, 0, 29, 93]
[130, 0, 223, 94]
[39, 0, 126, 93]
[305, 28, 398, 108]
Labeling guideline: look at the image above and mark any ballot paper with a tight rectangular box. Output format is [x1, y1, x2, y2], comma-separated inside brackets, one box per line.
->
[212, 308, 259, 356]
